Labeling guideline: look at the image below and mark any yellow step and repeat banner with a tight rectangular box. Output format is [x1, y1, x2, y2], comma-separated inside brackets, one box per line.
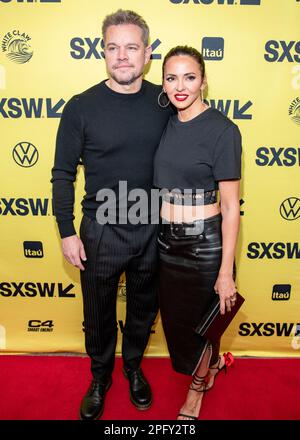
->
[0, 0, 299, 357]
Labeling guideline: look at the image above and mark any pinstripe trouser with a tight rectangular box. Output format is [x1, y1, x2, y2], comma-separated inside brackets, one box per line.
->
[79, 215, 159, 382]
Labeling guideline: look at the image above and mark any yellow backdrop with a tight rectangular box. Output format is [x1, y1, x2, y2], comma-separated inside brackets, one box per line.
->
[0, 0, 299, 358]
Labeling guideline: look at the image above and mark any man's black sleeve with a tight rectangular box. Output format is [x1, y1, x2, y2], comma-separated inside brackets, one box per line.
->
[51, 96, 84, 238]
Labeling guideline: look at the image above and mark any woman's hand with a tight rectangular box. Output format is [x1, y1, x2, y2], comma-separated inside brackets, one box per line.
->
[214, 273, 237, 315]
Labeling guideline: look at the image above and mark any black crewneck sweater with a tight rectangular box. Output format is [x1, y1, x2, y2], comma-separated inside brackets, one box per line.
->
[51, 80, 171, 238]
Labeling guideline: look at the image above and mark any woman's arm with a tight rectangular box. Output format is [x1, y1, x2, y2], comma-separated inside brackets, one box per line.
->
[214, 180, 240, 314]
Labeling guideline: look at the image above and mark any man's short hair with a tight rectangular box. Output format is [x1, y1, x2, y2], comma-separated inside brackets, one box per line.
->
[102, 9, 150, 46]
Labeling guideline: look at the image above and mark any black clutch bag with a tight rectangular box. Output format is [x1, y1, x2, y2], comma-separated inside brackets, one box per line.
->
[195, 292, 245, 342]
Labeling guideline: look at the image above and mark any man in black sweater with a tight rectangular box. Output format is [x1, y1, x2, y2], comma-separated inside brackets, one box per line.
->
[51, 10, 171, 420]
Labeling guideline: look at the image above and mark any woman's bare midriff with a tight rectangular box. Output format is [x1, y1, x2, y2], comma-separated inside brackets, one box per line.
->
[161, 201, 220, 223]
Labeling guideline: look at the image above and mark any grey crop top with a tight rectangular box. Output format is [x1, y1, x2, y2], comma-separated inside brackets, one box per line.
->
[153, 107, 242, 193]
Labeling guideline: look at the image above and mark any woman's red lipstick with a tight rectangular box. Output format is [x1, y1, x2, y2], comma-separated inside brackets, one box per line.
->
[175, 94, 188, 102]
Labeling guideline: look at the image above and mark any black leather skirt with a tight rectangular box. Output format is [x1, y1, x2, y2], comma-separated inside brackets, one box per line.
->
[158, 213, 222, 376]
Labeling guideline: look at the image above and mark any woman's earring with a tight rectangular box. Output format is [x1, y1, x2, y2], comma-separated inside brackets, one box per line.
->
[158, 90, 170, 108]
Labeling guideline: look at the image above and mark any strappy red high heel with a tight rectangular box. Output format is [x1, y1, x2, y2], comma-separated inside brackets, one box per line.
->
[205, 352, 234, 391]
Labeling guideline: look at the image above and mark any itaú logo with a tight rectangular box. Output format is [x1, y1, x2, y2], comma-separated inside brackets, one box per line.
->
[272, 285, 291, 301]
[23, 241, 44, 258]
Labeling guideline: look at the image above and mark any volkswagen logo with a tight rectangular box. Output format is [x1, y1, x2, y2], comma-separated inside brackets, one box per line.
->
[12, 142, 39, 167]
[280, 197, 300, 220]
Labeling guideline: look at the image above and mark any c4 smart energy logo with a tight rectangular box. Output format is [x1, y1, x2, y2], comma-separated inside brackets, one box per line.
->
[27, 320, 54, 333]
[13, 142, 39, 167]
[202, 37, 224, 61]
[289, 98, 300, 125]
[23, 241, 44, 258]
[280, 197, 300, 221]
[2, 30, 33, 64]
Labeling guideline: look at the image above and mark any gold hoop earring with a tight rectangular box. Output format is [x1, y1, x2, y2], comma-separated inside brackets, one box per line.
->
[158, 90, 170, 108]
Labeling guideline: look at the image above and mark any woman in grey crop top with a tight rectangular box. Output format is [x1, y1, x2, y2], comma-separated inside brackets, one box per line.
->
[154, 46, 242, 421]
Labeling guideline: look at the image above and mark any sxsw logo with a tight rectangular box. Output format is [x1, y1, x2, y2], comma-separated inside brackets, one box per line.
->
[264, 41, 300, 62]
[247, 242, 300, 259]
[169, 0, 261, 5]
[202, 37, 224, 61]
[27, 320, 54, 333]
[0, 282, 76, 298]
[272, 284, 291, 301]
[205, 99, 252, 119]
[13, 142, 39, 167]
[239, 322, 300, 337]
[0, 98, 65, 118]
[255, 147, 300, 167]
[23, 241, 44, 258]
[70, 38, 162, 60]
[0, 198, 53, 216]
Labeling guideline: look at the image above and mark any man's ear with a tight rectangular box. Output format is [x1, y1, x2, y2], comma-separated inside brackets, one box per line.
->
[144, 44, 152, 65]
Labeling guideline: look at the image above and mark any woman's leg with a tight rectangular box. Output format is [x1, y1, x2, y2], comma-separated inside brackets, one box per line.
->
[205, 339, 224, 387]
[177, 344, 212, 420]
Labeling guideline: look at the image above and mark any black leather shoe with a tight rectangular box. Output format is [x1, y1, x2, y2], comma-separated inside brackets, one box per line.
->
[79, 377, 112, 420]
[123, 367, 152, 410]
